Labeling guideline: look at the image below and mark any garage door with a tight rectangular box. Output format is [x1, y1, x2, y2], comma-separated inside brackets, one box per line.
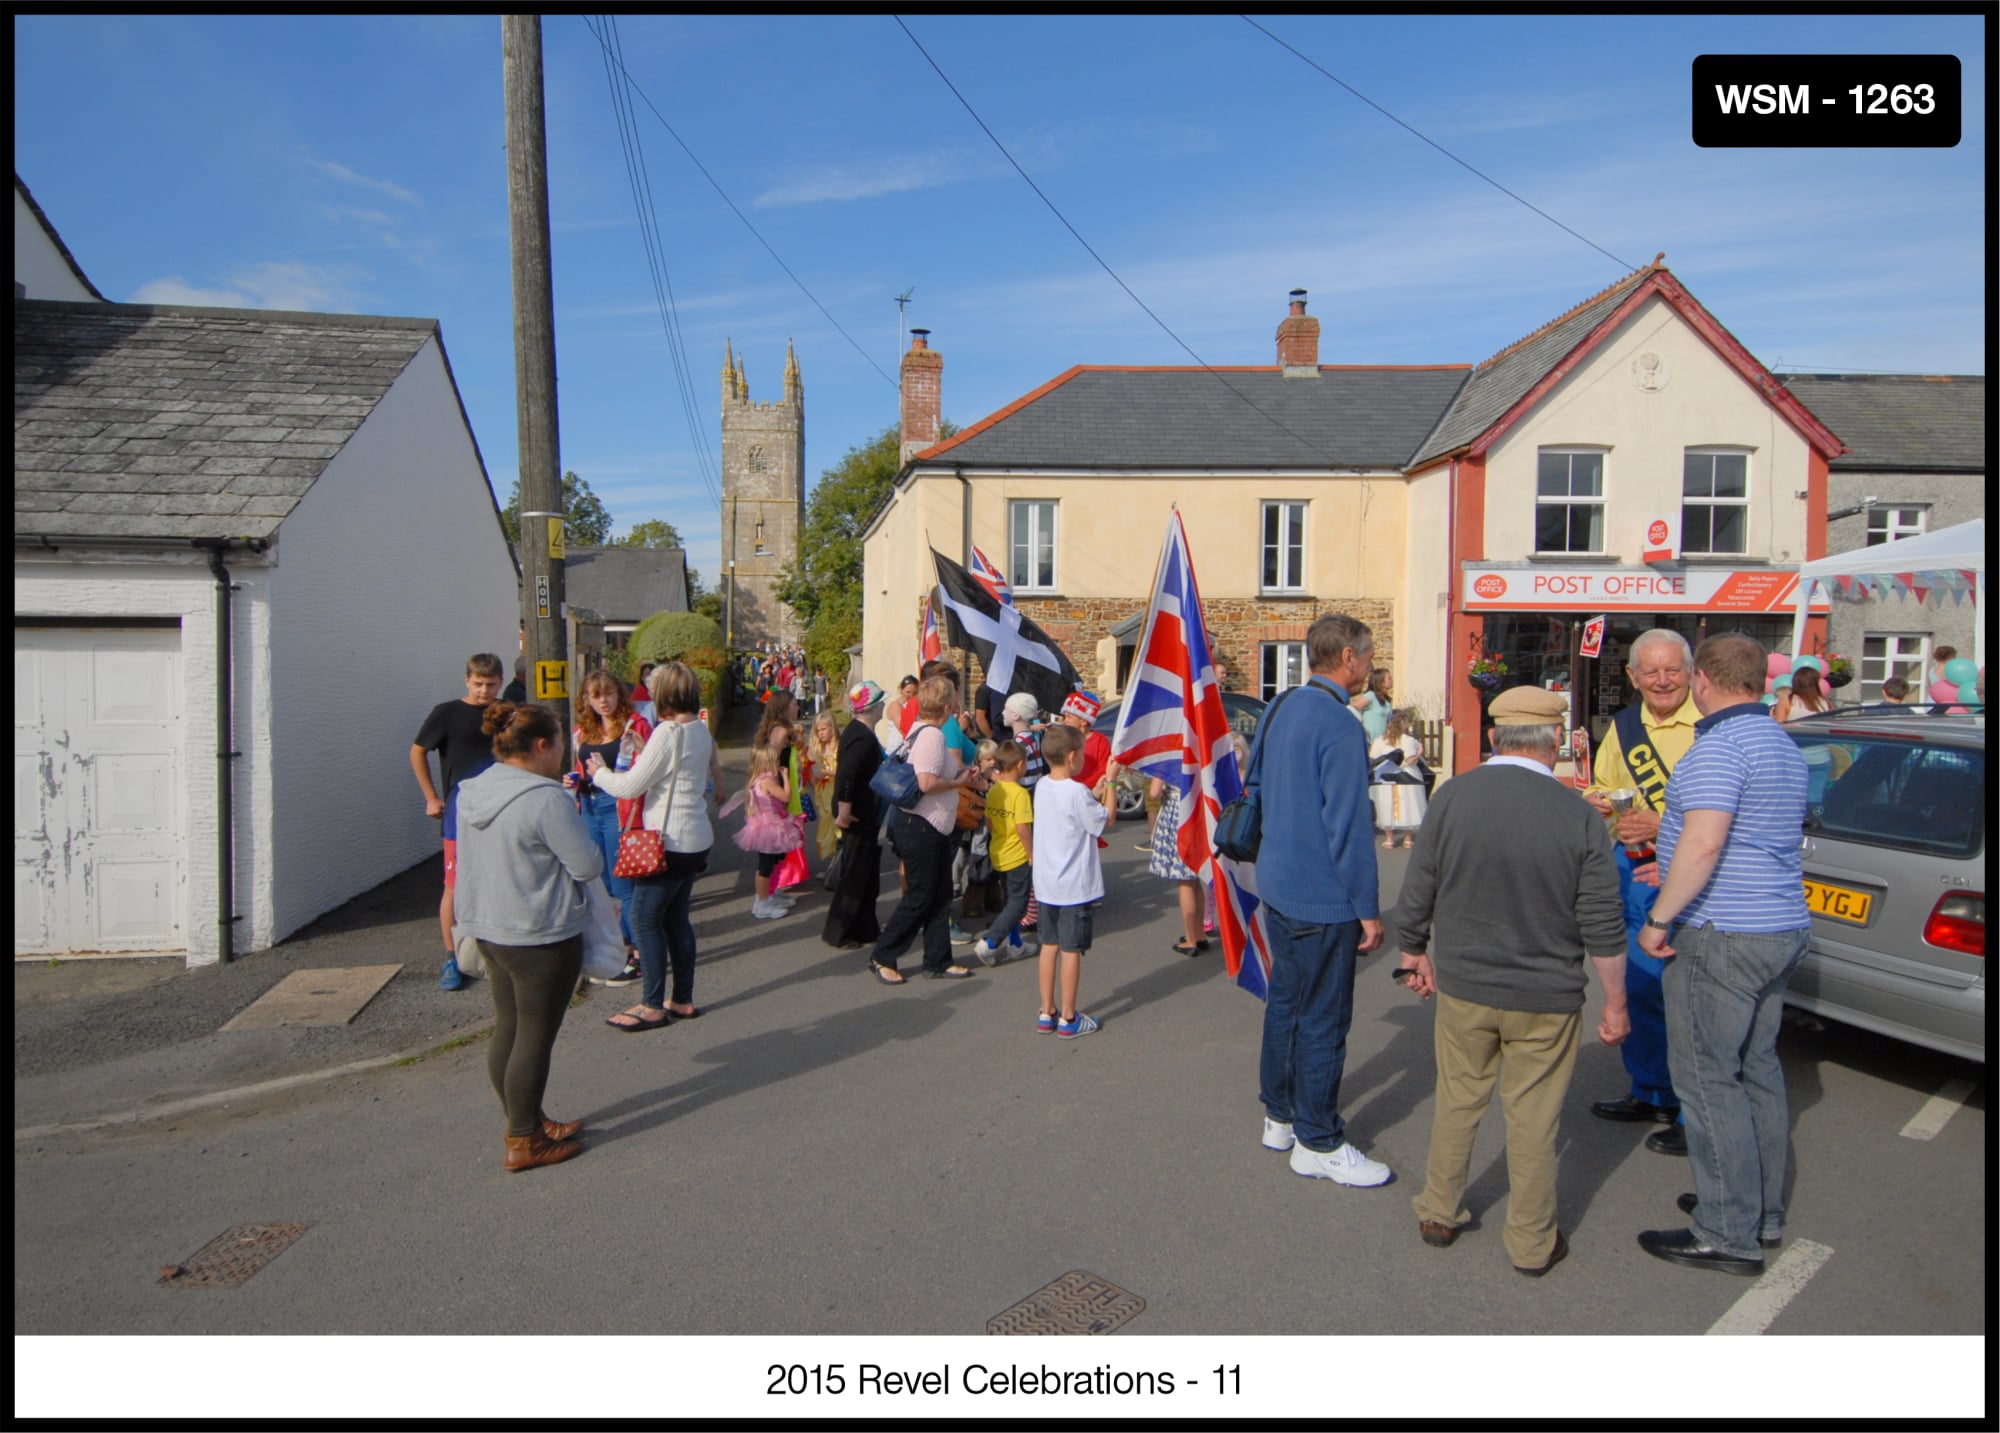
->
[14, 627, 186, 954]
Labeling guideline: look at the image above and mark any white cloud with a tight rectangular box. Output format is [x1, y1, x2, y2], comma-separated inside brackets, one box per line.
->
[751, 149, 993, 208]
[127, 262, 368, 313]
[307, 156, 421, 206]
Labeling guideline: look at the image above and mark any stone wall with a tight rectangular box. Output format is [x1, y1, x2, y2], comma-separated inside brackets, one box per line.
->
[720, 363, 805, 646]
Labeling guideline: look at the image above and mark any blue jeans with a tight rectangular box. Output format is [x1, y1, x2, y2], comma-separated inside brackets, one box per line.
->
[1617, 848, 1679, 1111]
[578, 788, 635, 948]
[1258, 904, 1361, 1151]
[979, 863, 1032, 948]
[627, 850, 707, 1009]
[1663, 922, 1808, 1259]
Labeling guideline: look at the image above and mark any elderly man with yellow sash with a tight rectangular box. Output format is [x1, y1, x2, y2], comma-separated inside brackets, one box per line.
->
[1582, 629, 1702, 1156]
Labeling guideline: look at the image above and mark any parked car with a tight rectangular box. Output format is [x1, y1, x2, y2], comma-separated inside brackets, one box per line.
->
[1091, 692, 1267, 818]
[1783, 712, 1985, 1062]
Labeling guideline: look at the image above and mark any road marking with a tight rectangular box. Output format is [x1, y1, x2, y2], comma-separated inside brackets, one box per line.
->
[1705, 1239, 1833, 1336]
[1899, 1078, 1975, 1141]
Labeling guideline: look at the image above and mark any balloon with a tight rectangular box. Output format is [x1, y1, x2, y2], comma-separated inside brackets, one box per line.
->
[1773, 674, 1793, 690]
[1930, 679, 1958, 704]
[1946, 706, 1970, 715]
[1767, 653, 1793, 677]
[1764, 675, 1777, 693]
[1760, 694, 1776, 707]
[1943, 657, 1977, 686]
[1791, 654, 1824, 674]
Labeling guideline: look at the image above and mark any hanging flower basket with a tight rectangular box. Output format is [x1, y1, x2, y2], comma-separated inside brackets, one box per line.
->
[1468, 655, 1509, 690]
[1823, 655, 1854, 689]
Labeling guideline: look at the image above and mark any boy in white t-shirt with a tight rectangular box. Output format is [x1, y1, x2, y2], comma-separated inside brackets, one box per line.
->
[1031, 723, 1120, 1039]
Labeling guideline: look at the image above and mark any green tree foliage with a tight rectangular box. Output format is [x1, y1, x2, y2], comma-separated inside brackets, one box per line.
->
[630, 610, 723, 667]
[691, 589, 724, 623]
[617, 518, 684, 549]
[803, 606, 862, 688]
[501, 470, 614, 547]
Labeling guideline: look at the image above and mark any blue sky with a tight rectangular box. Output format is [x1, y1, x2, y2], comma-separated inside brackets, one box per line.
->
[14, 13, 1988, 590]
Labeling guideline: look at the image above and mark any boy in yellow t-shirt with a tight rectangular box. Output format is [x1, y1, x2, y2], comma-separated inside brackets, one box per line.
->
[972, 742, 1035, 965]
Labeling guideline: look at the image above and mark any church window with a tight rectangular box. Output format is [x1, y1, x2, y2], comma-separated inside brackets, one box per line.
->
[748, 445, 767, 473]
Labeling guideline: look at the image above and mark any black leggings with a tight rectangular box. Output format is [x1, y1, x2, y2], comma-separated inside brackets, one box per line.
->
[480, 935, 585, 1138]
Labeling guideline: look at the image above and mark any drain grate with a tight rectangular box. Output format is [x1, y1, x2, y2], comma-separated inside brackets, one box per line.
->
[158, 1223, 310, 1289]
[987, 1270, 1145, 1335]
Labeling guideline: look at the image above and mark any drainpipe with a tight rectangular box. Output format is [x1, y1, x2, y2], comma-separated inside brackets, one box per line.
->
[192, 537, 266, 963]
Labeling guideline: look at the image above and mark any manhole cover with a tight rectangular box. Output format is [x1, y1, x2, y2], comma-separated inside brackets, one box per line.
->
[987, 1270, 1144, 1335]
[158, 1223, 309, 1288]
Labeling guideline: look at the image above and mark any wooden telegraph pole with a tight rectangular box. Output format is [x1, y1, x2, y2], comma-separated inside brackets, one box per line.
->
[503, 15, 568, 747]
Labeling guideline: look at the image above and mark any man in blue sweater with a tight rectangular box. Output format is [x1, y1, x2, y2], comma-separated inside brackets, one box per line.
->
[1253, 612, 1392, 1188]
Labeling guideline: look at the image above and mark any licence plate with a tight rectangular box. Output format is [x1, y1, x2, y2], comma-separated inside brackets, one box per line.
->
[1803, 879, 1872, 925]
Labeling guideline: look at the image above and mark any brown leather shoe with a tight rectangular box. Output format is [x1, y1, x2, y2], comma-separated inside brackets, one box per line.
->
[503, 1131, 583, 1172]
[1418, 1219, 1458, 1248]
[541, 1115, 583, 1142]
[1514, 1230, 1568, 1278]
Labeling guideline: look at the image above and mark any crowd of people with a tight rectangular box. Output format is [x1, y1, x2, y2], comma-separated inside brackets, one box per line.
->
[408, 614, 1861, 1283]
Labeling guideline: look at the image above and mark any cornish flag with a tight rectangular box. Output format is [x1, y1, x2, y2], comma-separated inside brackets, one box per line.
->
[919, 595, 942, 663]
[1108, 511, 1272, 998]
[968, 545, 1013, 606]
[930, 548, 1080, 716]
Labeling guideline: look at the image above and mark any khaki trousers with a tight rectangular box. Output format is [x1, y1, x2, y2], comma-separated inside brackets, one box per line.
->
[1411, 992, 1581, 1269]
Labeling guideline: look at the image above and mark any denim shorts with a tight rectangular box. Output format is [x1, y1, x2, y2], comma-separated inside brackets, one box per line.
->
[1040, 901, 1095, 953]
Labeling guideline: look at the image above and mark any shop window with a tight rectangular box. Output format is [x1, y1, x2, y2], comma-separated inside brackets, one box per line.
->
[1683, 450, 1749, 555]
[1866, 505, 1927, 546]
[1261, 641, 1306, 700]
[1009, 500, 1057, 592]
[1535, 450, 1604, 553]
[1862, 634, 1928, 702]
[1261, 501, 1306, 593]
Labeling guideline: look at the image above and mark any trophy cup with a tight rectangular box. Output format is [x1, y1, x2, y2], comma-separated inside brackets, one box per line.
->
[1604, 788, 1656, 863]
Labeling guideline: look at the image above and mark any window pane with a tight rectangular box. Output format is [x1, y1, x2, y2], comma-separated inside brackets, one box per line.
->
[1011, 504, 1029, 586]
[1713, 453, 1747, 498]
[1683, 451, 1711, 494]
[1536, 505, 1568, 551]
[1710, 505, 1745, 553]
[1264, 502, 1280, 547]
[1263, 543, 1280, 590]
[1577, 503, 1602, 552]
[1537, 452, 1570, 496]
[1682, 505, 1711, 554]
[1571, 452, 1603, 496]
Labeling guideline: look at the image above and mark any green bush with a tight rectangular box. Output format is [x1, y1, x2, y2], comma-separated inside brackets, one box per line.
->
[803, 607, 861, 689]
[630, 611, 723, 667]
[692, 666, 722, 720]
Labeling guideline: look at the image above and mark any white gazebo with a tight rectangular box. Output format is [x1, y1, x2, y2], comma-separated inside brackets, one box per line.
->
[1790, 518, 1986, 669]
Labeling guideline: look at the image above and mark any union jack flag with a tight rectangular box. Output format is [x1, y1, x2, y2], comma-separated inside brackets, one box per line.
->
[968, 544, 1012, 606]
[920, 593, 943, 662]
[1108, 511, 1272, 998]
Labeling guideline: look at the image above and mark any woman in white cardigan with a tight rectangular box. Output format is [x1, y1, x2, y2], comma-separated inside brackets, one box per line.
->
[585, 661, 718, 1031]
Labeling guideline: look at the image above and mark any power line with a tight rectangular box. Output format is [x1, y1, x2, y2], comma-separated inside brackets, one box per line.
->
[579, 19, 899, 390]
[1241, 16, 1636, 274]
[893, 14, 1359, 470]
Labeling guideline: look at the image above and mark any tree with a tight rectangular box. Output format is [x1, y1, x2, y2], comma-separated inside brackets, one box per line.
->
[501, 469, 614, 546]
[617, 518, 683, 549]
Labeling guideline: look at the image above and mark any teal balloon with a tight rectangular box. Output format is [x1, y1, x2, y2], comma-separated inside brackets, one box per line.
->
[1760, 694, 1776, 706]
[1791, 654, 1824, 674]
[1943, 657, 1977, 686]
[1773, 674, 1793, 690]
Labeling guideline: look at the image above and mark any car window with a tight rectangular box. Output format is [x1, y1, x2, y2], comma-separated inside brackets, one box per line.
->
[1794, 731, 1985, 860]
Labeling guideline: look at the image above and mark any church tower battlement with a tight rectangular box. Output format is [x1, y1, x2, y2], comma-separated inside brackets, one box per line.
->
[720, 339, 806, 648]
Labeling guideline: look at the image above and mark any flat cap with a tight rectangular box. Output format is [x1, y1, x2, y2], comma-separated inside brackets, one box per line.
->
[1487, 685, 1569, 726]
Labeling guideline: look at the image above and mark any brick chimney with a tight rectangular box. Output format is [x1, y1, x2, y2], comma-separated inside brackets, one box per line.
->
[900, 329, 943, 462]
[1276, 289, 1319, 377]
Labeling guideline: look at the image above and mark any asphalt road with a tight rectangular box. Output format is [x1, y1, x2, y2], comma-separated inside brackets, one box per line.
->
[14, 819, 1985, 1351]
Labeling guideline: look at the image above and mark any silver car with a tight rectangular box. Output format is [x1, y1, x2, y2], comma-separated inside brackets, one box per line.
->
[1785, 713, 1986, 1063]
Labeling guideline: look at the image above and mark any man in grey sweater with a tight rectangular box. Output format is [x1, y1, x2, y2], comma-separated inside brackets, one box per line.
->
[1390, 685, 1629, 1278]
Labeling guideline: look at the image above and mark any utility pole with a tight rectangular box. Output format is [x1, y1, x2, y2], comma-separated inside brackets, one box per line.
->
[503, 15, 568, 752]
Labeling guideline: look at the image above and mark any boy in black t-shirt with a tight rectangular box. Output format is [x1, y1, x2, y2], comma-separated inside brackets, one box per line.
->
[410, 653, 504, 989]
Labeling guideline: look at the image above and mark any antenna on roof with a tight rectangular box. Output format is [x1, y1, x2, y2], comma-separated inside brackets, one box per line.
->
[895, 287, 916, 369]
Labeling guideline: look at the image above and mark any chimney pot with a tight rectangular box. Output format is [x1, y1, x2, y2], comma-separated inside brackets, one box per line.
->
[909, 328, 930, 350]
[1276, 289, 1320, 375]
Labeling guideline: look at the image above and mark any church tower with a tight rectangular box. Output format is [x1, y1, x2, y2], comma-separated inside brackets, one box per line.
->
[719, 339, 806, 648]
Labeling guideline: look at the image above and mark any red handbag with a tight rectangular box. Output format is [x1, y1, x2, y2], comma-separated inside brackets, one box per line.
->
[610, 745, 668, 879]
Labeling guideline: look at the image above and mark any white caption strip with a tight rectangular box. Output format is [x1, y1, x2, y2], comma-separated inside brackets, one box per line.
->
[1899, 1078, 1976, 1141]
[1705, 1239, 1834, 1336]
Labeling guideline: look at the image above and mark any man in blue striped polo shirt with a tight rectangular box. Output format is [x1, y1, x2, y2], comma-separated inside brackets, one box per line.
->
[1634, 632, 1809, 1276]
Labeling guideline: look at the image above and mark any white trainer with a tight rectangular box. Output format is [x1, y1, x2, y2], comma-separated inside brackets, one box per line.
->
[1289, 1140, 1392, 1187]
[751, 898, 784, 920]
[972, 939, 1000, 966]
[1262, 1117, 1296, 1151]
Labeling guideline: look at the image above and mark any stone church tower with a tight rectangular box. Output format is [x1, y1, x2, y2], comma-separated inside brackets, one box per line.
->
[719, 339, 806, 648]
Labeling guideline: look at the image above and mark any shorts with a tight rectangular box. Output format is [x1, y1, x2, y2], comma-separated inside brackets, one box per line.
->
[1038, 901, 1095, 953]
[758, 851, 782, 878]
[441, 791, 460, 889]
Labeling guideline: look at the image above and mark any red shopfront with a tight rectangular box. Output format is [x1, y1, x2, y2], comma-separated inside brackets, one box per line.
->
[1449, 562, 1831, 774]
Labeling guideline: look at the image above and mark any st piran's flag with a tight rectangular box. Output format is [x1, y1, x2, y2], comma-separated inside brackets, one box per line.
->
[929, 548, 1082, 717]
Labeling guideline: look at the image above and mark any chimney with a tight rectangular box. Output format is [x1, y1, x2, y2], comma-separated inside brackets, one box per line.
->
[900, 328, 942, 462]
[1276, 289, 1319, 377]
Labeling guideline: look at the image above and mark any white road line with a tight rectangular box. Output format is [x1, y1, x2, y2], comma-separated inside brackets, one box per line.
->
[1899, 1078, 1976, 1141]
[1705, 1239, 1834, 1336]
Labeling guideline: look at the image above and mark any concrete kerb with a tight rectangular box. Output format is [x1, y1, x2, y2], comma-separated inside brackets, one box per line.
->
[13, 1016, 497, 1143]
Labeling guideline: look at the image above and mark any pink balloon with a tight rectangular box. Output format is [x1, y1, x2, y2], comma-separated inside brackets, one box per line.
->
[1930, 679, 1958, 704]
[1766, 653, 1793, 677]
[1765, 675, 1778, 694]
[1946, 706, 1970, 715]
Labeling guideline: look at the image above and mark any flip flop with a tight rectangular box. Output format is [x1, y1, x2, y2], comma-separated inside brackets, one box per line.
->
[605, 1008, 670, 1032]
[926, 964, 975, 979]
[1171, 939, 1211, 957]
[667, 1007, 702, 1021]
[870, 961, 907, 986]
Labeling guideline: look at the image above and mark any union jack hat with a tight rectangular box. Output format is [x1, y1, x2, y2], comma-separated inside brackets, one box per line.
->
[1060, 688, 1101, 722]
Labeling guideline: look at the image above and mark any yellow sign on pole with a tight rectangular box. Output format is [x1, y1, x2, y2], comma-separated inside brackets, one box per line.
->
[535, 659, 569, 700]
[546, 516, 566, 561]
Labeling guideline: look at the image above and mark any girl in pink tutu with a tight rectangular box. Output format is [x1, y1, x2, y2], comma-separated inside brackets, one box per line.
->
[734, 720, 802, 920]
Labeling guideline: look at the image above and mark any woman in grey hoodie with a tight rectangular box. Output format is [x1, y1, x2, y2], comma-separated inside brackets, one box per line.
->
[453, 701, 604, 1172]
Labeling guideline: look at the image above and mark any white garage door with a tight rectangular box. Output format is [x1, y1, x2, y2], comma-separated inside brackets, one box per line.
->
[14, 627, 187, 955]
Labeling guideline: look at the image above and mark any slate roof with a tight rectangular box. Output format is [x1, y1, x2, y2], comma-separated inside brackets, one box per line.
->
[15, 300, 438, 539]
[1407, 264, 1657, 470]
[915, 365, 1471, 470]
[1773, 374, 1987, 472]
[520, 545, 688, 623]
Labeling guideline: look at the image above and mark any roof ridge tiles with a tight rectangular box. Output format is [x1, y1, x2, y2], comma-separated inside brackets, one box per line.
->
[1470, 257, 1663, 373]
